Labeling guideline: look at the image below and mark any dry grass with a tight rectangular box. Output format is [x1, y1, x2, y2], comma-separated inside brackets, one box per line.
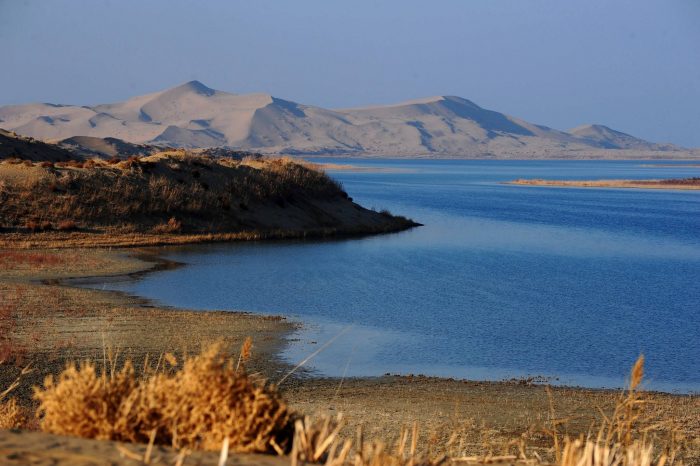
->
[509, 178, 700, 190]
[0, 362, 32, 429]
[34, 342, 294, 453]
[0, 153, 347, 233]
[31, 344, 689, 465]
[0, 152, 416, 247]
[285, 355, 689, 466]
[551, 356, 682, 466]
[0, 398, 27, 430]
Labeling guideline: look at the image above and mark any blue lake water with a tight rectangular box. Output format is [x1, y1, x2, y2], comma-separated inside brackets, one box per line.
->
[96, 160, 700, 392]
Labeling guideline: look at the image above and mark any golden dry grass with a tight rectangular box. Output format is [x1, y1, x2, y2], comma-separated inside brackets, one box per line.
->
[0, 398, 25, 430]
[34, 342, 293, 454]
[0, 153, 416, 248]
[0, 362, 32, 429]
[27, 343, 693, 466]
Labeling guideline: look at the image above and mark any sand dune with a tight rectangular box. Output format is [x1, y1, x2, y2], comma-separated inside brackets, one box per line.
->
[1, 81, 696, 158]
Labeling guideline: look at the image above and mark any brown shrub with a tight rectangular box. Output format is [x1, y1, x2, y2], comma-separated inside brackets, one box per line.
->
[40, 161, 55, 168]
[56, 220, 78, 231]
[34, 342, 293, 453]
[152, 217, 182, 234]
[25, 220, 40, 232]
[25, 220, 54, 232]
[0, 398, 27, 429]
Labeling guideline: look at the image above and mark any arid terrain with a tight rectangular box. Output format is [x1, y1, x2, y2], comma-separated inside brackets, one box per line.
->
[1, 248, 699, 465]
[2, 81, 698, 159]
[1, 133, 698, 465]
[0, 132, 416, 249]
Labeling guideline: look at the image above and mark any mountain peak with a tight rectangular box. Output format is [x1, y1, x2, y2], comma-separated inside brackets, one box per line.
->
[171, 80, 216, 97]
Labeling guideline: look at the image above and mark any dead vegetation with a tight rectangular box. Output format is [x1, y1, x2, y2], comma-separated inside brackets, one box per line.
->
[0, 151, 417, 247]
[18, 340, 695, 466]
[509, 178, 700, 190]
[35, 342, 293, 454]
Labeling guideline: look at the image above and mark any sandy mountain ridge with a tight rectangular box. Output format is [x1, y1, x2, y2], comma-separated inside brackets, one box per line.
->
[0, 80, 696, 158]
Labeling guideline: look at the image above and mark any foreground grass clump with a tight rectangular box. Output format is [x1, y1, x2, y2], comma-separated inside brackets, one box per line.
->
[0, 363, 31, 429]
[34, 343, 293, 453]
[25, 343, 687, 465]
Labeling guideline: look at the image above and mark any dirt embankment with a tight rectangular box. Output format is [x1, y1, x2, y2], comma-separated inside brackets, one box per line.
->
[0, 151, 418, 248]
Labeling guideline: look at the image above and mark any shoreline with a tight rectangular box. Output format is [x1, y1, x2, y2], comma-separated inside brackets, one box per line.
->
[59, 246, 698, 395]
[16, 245, 699, 396]
[0, 220, 420, 249]
[507, 178, 700, 191]
[2, 246, 699, 462]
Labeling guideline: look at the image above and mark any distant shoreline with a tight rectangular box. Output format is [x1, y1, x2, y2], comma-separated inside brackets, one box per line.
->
[507, 178, 700, 190]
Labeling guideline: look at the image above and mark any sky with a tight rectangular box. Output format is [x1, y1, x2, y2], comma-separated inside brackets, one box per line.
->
[1, 0, 699, 146]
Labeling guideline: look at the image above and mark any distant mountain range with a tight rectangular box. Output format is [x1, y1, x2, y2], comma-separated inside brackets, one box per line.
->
[0, 81, 696, 158]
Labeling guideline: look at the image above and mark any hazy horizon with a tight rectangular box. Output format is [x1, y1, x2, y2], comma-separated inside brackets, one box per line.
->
[2, 0, 699, 146]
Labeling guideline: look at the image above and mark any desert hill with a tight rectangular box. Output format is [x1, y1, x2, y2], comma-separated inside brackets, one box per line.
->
[568, 124, 679, 151]
[0, 129, 77, 161]
[0, 145, 417, 246]
[1, 81, 696, 158]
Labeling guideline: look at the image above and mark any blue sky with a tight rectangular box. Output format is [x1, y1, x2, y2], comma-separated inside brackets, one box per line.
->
[1, 0, 699, 146]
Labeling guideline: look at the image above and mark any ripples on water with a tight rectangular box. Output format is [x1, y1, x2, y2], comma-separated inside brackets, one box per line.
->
[97, 160, 700, 392]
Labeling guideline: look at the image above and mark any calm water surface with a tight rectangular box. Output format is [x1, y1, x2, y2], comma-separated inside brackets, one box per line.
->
[97, 160, 700, 392]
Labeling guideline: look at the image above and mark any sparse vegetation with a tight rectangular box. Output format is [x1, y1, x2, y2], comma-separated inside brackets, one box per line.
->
[35, 342, 293, 453]
[21, 348, 693, 465]
[0, 151, 417, 247]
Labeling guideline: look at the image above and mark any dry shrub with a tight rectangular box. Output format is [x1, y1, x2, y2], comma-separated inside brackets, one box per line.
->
[56, 220, 78, 231]
[152, 217, 182, 234]
[0, 398, 27, 429]
[0, 363, 32, 429]
[34, 342, 293, 453]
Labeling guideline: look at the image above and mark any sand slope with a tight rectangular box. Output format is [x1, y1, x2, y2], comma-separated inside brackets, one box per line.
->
[1, 81, 697, 158]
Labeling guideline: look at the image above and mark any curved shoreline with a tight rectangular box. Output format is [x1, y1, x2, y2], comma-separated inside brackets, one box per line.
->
[2, 246, 700, 462]
[0, 218, 420, 249]
[59, 246, 699, 395]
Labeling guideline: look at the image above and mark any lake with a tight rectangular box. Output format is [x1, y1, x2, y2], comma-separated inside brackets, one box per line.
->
[94, 159, 700, 393]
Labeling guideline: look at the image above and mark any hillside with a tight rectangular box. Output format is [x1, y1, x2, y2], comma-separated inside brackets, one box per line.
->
[568, 124, 679, 151]
[0, 150, 417, 247]
[1, 81, 696, 159]
[0, 129, 76, 161]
